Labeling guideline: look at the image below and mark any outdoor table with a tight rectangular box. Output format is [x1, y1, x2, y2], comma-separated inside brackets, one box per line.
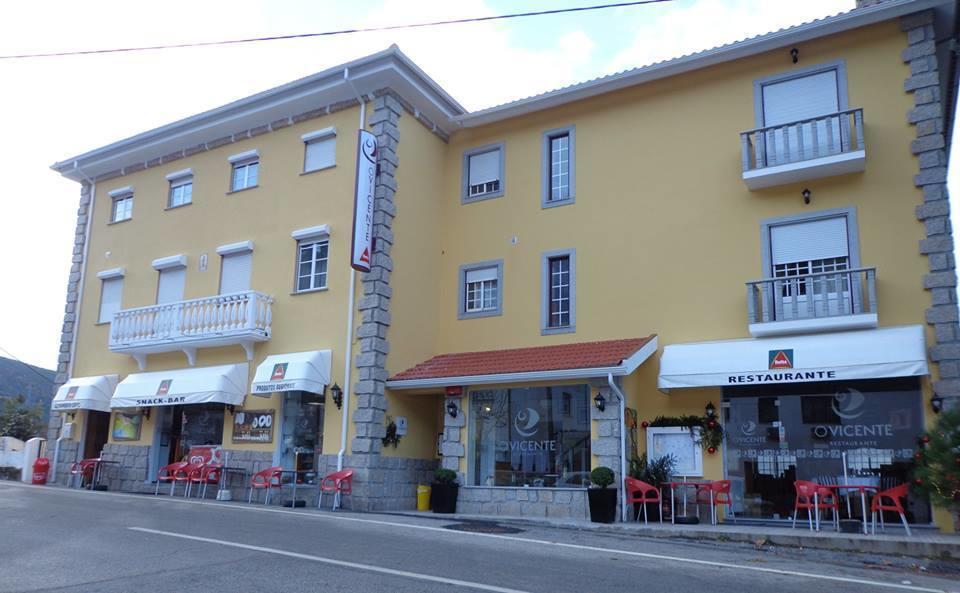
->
[820, 484, 879, 535]
[215, 466, 247, 500]
[277, 469, 317, 507]
[660, 480, 713, 524]
[90, 459, 119, 490]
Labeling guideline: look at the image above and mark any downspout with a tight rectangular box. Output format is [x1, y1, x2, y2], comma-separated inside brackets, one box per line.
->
[52, 163, 96, 481]
[608, 373, 628, 523]
[337, 68, 365, 471]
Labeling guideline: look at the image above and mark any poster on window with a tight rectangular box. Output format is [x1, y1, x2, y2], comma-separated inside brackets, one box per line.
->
[111, 412, 142, 441]
[232, 410, 274, 444]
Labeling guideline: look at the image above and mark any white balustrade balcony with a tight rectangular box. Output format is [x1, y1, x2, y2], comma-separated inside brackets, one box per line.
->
[740, 108, 865, 190]
[746, 267, 877, 337]
[109, 290, 273, 369]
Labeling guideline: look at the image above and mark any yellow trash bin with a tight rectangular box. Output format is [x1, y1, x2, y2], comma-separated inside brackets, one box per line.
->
[417, 484, 431, 511]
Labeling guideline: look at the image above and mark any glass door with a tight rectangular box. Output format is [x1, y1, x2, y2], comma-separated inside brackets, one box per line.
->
[279, 391, 324, 476]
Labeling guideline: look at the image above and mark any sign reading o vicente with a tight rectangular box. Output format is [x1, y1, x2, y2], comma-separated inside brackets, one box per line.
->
[351, 129, 378, 272]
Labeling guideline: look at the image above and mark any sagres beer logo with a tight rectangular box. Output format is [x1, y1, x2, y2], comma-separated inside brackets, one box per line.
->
[768, 349, 793, 369]
[514, 408, 540, 437]
[831, 388, 866, 420]
[740, 420, 757, 436]
[65, 386, 78, 400]
[271, 363, 288, 381]
[157, 380, 172, 396]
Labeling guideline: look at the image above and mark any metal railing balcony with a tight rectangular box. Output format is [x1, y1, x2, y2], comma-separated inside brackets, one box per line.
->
[740, 108, 865, 189]
[109, 290, 273, 369]
[746, 267, 877, 337]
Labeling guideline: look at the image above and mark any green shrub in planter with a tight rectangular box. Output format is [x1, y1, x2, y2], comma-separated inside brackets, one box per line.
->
[588, 466, 617, 523]
[430, 468, 459, 514]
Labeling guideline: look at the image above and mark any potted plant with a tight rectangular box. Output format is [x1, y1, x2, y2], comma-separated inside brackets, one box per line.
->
[630, 453, 676, 519]
[912, 406, 960, 529]
[430, 468, 459, 514]
[588, 466, 618, 523]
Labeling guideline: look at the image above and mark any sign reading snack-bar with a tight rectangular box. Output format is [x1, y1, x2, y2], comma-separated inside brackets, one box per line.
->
[350, 129, 377, 272]
[232, 410, 274, 444]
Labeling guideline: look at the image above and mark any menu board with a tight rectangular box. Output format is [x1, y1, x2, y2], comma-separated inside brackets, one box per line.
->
[232, 410, 274, 444]
[647, 427, 703, 477]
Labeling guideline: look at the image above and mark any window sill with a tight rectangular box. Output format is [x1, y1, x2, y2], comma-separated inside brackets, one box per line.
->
[291, 287, 329, 296]
[227, 185, 259, 195]
[541, 196, 575, 209]
[541, 325, 575, 336]
[165, 202, 192, 211]
[461, 190, 504, 204]
[300, 164, 336, 176]
[108, 218, 132, 226]
[458, 309, 502, 320]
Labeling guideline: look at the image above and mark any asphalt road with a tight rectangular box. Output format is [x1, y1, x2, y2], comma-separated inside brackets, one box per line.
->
[0, 481, 957, 593]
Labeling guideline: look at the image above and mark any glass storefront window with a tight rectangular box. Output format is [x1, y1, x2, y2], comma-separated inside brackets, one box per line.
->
[470, 385, 591, 487]
[723, 378, 930, 524]
[178, 404, 224, 459]
[280, 391, 324, 473]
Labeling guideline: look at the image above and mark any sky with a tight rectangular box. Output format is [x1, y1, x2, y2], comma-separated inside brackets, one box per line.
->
[5, 0, 948, 371]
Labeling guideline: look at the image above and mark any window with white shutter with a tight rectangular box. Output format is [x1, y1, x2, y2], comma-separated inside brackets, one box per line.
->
[458, 260, 503, 319]
[462, 144, 504, 202]
[156, 267, 186, 304]
[98, 278, 123, 323]
[303, 129, 336, 172]
[219, 251, 252, 294]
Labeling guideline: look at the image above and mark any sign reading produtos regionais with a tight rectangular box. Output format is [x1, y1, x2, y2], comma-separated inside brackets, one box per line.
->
[350, 129, 377, 272]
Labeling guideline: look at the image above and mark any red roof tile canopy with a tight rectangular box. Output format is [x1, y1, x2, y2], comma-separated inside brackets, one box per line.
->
[389, 336, 656, 382]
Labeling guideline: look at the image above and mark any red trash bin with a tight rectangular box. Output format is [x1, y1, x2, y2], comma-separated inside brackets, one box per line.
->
[32, 457, 50, 485]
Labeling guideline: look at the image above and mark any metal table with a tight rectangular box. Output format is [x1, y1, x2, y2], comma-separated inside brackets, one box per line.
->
[213, 466, 248, 500]
[820, 484, 879, 534]
[277, 469, 317, 507]
[660, 480, 713, 524]
[90, 459, 119, 490]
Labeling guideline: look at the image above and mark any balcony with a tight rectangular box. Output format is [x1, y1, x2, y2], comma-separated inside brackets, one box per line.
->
[740, 108, 865, 190]
[746, 267, 877, 338]
[109, 290, 273, 369]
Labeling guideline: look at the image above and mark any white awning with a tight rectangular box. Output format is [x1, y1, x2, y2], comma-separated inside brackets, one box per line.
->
[251, 350, 332, 396]
[658, 325, 928, 391]
[112, 363, 248, 408]
[52, 375, 118, 412]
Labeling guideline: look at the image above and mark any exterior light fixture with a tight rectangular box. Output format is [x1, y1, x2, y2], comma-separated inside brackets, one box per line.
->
[446, 401, 459, 418]
[802, 188, 811, 204]
[225, 404, 236, 415]
[594, 393, 606, 413]
[705, 402, 716, 419]
[930, 395, 944, 414]
[330, 383, 343, 410]
[790, 47, 799, 63]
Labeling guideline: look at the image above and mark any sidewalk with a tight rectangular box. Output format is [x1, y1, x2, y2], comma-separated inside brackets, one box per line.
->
[390, 509, 960, 559]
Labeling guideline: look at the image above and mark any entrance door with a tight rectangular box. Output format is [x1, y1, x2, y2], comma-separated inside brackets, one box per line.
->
[279, 391, 324, 474]
[83, 411, 111, 459]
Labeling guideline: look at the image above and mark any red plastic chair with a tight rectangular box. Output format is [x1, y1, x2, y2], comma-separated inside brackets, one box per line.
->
[318, 469, 354, 510]
[625, 477, 662, 524]
[792, 480, 839, 531]
[155, 461, 189, 496]
[695, 480, 736, 525]
[172, 462, 205, 497]
[248, 466, 283, 505]
[69, 459, 97, 489]
[871, 483, 912, 537]
[187, 463, 223, 499]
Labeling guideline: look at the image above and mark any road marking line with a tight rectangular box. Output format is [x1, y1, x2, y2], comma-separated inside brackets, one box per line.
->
[12, 484, 947, 593]
[129, 527, 529, 593]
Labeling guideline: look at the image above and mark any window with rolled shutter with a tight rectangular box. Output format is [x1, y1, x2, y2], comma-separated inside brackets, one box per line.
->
[219, 251, 252, 294]
[464, 266, 498, 312]
[467, 149, 501, 197]
[304, 136, 336, 172]
[761, 69, 842, 163]
[770, 216, 850, 298]
[156, 267, 186, 304]
[98, 278, 123, 323]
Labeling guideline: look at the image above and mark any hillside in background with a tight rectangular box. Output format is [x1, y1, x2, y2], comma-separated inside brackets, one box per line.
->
[0, 356, 55, 421]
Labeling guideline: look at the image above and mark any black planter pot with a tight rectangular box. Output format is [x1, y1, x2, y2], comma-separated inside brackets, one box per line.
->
[430, 483, 459, 513]
[588, 488, 618, 523]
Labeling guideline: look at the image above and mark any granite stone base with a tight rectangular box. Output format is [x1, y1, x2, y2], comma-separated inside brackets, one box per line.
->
[50, 440, 79, 486]
[316, 455, 437, 511]
[457, 486, 589, 520]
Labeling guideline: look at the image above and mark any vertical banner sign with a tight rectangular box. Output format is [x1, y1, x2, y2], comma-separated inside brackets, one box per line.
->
[351, 129, 378, 272]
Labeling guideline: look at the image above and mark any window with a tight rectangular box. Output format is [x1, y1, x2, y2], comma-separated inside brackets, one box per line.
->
[458, 260, 503, 319]
[167, 175, 193, 208]
[111, 193, 133, 223]
[98, 277, 123, 323]
[296, 240, 329, 292]
[469, 385, 591, 487]
[541, 249, 575, 334]
[228, 150, 260, 191]
[302, 128, 336, 172]
[219, 251, 252, 294]
[156, 267, 186, 304]
[462, 143, 504, 202]
[542, 126, 575, 207]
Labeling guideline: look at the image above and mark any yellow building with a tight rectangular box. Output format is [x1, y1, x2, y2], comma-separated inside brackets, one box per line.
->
[49, 0, 959, 531]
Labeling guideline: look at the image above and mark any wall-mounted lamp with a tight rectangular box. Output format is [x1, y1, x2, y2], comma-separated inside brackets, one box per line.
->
[594, 392, 606, 413]
[446, 401, 459, 418]
[705, 401, 716, 419]
[225, 404, 236, 415]
[330, 383, 343, 410]
[802, 188, 811, 204]
[790, 47, 799, 63]
[137, 407, 151, 420]
[930, 395, 944, 414]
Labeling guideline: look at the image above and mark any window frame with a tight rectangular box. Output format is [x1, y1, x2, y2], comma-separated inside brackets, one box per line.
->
[302, 127, 337, 174]
[461, 142, 505, 204]
[541, 125, 576, 208]
[166, 173, 194, 209]
[294, 238, 330, 294]
[458, 259, 504, 320]
[230, 159, 260, 192]
[109, 192, 133, 223]
[540, 248, 576, 335]
[97, 274, 124, 325]
[753, 60, 849, 128]
[759, 206, 860, 277]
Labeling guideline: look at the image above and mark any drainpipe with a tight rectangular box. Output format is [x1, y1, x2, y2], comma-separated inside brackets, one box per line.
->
[608, 373, 628, 523]
[336, 68, 366, 471]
